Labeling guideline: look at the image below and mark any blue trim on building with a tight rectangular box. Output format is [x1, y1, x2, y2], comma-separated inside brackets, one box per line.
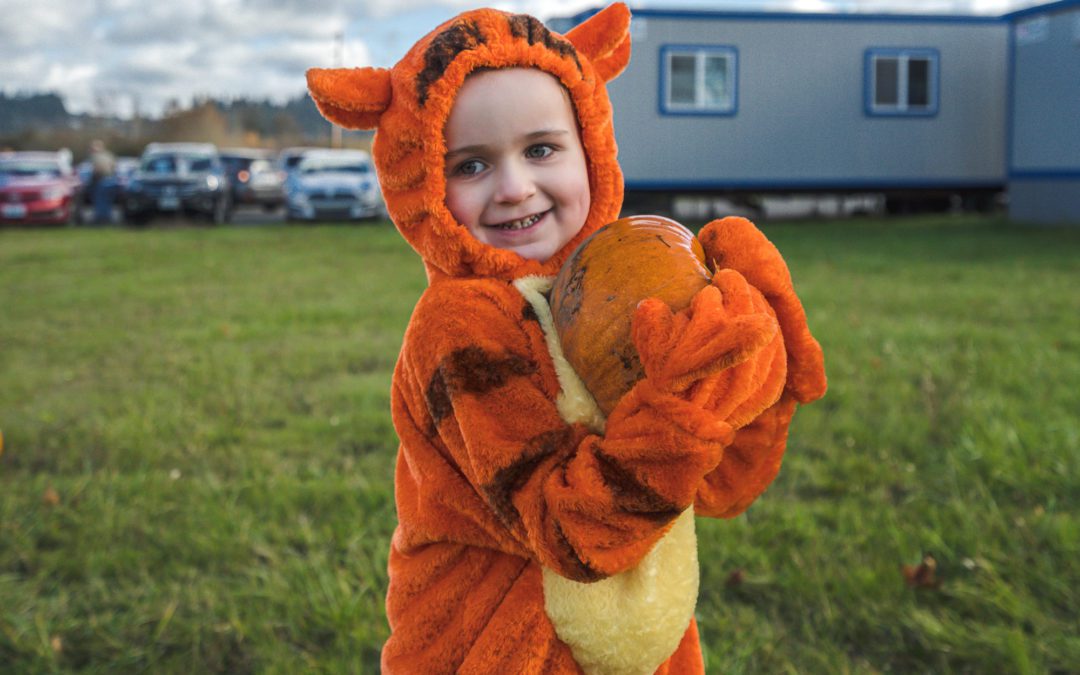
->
[862, 48, 941, 118]
[566, 7, 1006, 26]
[1004, 0, 1080, 20]
[1009, 169, 1080, 179]
[658, 44, 738, 117]
[624, 178, 1004, 191]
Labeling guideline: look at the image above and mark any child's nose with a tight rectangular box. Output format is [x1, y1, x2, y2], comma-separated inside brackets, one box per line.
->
[494, 162, 536, 204]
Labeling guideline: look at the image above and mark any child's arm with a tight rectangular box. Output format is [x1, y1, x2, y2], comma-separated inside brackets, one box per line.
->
[692, 216, 827, 518]
[694, 392, 799, 518]
[394, 276, 778, 582]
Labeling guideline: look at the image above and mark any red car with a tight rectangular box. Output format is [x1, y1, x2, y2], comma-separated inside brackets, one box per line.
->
[0, 151, 84, 225]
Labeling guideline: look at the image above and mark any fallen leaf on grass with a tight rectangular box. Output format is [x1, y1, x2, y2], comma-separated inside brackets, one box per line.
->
[725, 569, 745, 588]
[902, 554, 941, 590]
[42, 487, 61, 507]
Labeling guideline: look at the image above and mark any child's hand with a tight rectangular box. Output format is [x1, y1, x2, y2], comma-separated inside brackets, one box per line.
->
[697, 216, 826, 404]
[631, 268, 779, 400]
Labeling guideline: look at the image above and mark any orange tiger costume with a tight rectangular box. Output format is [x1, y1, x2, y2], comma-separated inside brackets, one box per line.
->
[307, 4, 826, 672]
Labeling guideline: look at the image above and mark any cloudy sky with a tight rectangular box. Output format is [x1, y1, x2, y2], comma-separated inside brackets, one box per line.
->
[1, 0, 1044, 118]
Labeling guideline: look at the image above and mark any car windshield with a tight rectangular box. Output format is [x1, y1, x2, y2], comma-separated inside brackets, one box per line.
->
[283, 154, 309, 170]
[141, 153, 215, 174]
[299, 158, 370, 175]
[0, 160, 62, 178]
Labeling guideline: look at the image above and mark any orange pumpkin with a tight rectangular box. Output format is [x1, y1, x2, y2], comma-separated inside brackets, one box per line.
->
[550, 215, 712, 415]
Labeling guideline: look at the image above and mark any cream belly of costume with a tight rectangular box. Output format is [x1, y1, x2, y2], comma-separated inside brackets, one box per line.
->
[515, 277, 700, 675]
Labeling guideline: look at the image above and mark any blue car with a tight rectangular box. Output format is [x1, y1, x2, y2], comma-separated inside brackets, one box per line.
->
[285, 149, 381, 222]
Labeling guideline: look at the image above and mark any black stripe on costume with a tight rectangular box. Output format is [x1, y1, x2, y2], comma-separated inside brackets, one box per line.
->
[418, 20, 486, 106]
[594, 449, 682, 523]
[483, 428, 570, 529]
[553, 519, 602, 582]
[507, 14, 582, 75]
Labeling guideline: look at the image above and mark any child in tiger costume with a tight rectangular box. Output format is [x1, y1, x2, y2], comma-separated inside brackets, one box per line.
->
[307, 4, 826, 672]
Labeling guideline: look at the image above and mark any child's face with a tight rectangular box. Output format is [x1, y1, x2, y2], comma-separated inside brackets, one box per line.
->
[444, 68, 591, 263]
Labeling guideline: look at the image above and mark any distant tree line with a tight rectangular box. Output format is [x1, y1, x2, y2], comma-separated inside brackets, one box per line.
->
[0, 93, 71, 135]
[0, 91, 371, 160]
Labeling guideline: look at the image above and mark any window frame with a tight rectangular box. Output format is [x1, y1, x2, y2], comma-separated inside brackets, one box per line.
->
[659, 44, 739, 117]
[864, 47, 940, 118]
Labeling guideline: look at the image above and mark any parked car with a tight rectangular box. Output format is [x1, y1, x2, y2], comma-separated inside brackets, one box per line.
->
[113, 157, 140, 201]
[285, 149, 380, 222]
[0, 151, 83, 225]
[220, 148, 285, 211]
[123, 143, 232, 225]
[275, 146, 322, 176]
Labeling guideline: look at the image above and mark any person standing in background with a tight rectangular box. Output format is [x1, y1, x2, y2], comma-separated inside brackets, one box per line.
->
[89, 139, 116, 224]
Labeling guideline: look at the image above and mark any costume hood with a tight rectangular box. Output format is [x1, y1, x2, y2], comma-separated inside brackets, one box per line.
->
[307, 3, 631, 282]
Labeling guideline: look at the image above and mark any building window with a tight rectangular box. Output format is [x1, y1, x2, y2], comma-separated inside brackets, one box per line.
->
[865, 48, 939, 116]
[661, 45, 737, 116]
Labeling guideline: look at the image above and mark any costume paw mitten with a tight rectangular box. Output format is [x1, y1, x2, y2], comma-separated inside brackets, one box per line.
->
[632, 269, 784, 420]
[697, 217, 826, 404]
[689, 217, 828, 519]
[595, 276, 780, 508]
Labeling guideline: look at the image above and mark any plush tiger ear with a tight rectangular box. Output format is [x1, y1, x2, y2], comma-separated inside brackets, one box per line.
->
[565, 2, 632, 83]
[306, 67, 392, 130]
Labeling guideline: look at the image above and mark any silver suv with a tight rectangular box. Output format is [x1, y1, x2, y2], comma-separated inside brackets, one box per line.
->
[123, 143, 232, 225]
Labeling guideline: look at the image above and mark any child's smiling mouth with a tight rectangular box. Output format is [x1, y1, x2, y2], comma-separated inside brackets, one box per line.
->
[488, 210, 548, 231]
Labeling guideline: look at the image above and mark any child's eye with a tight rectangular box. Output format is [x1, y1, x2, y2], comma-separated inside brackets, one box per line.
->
[452, 159, 486, 177]
[525, 144, 555, 160]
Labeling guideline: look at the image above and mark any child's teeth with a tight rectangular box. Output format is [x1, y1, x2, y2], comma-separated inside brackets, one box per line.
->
[497, 213, 541, 230]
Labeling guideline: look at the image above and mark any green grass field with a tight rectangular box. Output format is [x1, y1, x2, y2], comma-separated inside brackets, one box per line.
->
[2, 216, 1078, 673]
